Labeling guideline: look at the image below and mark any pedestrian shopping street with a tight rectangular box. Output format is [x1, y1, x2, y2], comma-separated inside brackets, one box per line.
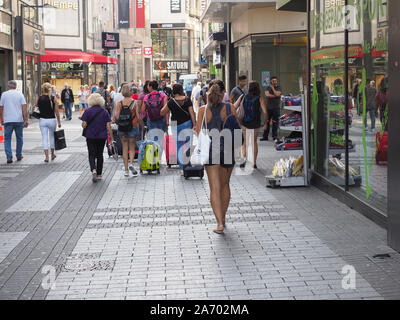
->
[0, 113, 399, 300]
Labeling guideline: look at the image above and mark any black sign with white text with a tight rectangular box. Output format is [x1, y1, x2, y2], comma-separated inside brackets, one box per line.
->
[102, 32, 120, 50]
[154, 61, 189, 71]
[170, 0, 181, 13]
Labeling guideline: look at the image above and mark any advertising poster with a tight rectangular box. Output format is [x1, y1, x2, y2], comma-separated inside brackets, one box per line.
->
[118, 0, 130, 29]
[261, 71, 271, 87]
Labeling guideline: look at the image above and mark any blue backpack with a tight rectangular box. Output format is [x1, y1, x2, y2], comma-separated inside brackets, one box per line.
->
[223, 103, 242, 146]
[243, 95, 259, 123]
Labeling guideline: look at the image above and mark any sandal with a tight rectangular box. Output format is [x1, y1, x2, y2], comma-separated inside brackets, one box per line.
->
[213, 225, 225, 235]
[44, 159, 49, 163]
[51, 155, 57, 161]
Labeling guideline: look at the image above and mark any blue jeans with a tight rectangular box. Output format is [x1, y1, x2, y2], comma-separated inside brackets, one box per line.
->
[176, 120, 193, 169]
[4, 122, 24, 159]
[64, 101, 73, 119]
[365, 105, 376, 130]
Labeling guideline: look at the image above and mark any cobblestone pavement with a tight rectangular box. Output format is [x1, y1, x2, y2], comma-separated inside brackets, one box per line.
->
[0, 113, 399, 300]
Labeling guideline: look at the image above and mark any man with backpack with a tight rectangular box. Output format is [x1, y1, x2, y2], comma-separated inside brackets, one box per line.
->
[143, 80, 168, 159]
[95, 81, 111, 114]
[230, 75, 248, 104]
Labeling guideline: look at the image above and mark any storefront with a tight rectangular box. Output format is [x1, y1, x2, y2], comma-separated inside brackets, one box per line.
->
[151, 27, 191, 82]
[40, 50, 118, 104]
[0, 9, 13, 97]
[278, 0, 400, 251]
[20, 24, 45, 115]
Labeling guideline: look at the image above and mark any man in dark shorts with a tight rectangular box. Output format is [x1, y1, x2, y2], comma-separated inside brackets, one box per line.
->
[261, 76, 282, 141]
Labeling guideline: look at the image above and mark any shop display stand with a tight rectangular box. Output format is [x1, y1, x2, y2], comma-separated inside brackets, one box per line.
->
[327, 103, 361, 186]
[266, 94, 310, 188]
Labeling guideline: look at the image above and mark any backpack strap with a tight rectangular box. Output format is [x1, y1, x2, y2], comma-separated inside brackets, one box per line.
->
[225, 103, 232, 116]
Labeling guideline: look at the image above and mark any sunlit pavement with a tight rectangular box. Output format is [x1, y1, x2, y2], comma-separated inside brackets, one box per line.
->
[0, 112, 399, 300]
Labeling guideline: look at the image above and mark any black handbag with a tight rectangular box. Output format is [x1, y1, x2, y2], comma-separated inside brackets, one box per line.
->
[32, 107, 40, 119]
[82, 109, 104, 137]
[54, 130, 67, 150]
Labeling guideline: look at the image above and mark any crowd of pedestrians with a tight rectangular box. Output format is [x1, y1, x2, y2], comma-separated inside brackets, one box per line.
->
[0, 76, 286, 234]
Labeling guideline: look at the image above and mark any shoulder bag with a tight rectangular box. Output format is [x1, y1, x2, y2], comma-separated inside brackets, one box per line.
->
[191, 106, 211, 166]
[172, 98, 190, 116]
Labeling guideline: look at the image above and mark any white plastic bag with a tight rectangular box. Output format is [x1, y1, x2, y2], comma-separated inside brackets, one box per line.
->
[191, 106, 211, 165]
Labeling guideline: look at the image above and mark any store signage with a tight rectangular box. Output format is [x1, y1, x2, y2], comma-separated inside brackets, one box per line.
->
[132, 47, 142, 55]
[23, 24, 45, 55]
[213, 52, 221, 65]
[154, 61, 189, 71]
[136, 0, 145, 28]
[102, 32, 120, 50]
[151, 23, 186, 29]
[118, 0, 130, 29]
[144, 47, 153, 56]
[43, 0, 79, 36]
[170, 0, 181, 13]
[325, 0, 345, 8]
[33, 31, 41, 51]
[43, 0, 78, 10]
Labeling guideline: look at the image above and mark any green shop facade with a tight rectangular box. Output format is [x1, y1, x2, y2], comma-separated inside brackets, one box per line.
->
[277, 0, 400, 252]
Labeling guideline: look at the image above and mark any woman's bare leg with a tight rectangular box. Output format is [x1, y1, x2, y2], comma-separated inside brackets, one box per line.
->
[128, 138, 136, 165]
[253, 129, 259, 166]
[220, 167, 234, 225]
[205, 165, 224, 228]
[242, 128, 247, 158]
[121, 136, 129, 172]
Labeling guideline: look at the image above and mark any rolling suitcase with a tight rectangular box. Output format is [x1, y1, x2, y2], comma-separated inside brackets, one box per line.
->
[164, 135, 178, 167]
[140, 143, 160, 175]
[376, 131, 388, 164]
[183, 149, 204, 179]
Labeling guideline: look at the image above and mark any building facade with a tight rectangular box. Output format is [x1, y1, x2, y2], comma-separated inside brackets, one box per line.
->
[278, 0, 398, 251]
[201, 0, 307, 92]
[150, 0, 203, 82]
[0, 0, 46, 115]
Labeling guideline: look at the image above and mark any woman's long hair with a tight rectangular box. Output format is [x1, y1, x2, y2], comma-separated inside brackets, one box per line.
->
[42, 83, 52, 99]
[248, 81, 261, 98]
[207, 84, 223, 107]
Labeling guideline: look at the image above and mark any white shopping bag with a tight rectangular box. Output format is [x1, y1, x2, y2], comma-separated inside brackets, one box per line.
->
[191, 106, 211, 165]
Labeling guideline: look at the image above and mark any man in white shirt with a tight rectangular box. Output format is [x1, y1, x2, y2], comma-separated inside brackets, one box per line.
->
[0, 80, 29, 164]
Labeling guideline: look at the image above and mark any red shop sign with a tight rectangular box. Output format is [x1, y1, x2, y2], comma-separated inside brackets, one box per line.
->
[144, 47, 153, 56]
[136, 0, 145, 29]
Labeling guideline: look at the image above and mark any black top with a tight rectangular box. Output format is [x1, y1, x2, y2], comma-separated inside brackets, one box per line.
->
[266, 85, 282, 110]
[167, 98, 192, 125]
[38, 95, 56, 119]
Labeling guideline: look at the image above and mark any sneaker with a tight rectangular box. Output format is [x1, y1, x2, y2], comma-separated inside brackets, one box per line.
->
[129, 165, 138, 177]
[124, 171, 129, 177]
[260, 137, 268, 141]
[7, 158, 13, 164]
[17, 156, 23, 161]
[92, 171, 97, 183]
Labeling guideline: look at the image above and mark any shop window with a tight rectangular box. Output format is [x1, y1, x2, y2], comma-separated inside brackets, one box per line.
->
[310, 0, 389, 214]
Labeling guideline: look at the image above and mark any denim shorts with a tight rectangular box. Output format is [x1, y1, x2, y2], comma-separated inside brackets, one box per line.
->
[118, 126, 140, 139]
[80, 103, 88, 109]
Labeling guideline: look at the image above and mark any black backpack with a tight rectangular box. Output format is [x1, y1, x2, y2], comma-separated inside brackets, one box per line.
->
[118, 102, 133, 132]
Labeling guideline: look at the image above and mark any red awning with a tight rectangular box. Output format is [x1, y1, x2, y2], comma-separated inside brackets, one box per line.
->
[91, 53, 119, 65]
[40, 50, 119, 64]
